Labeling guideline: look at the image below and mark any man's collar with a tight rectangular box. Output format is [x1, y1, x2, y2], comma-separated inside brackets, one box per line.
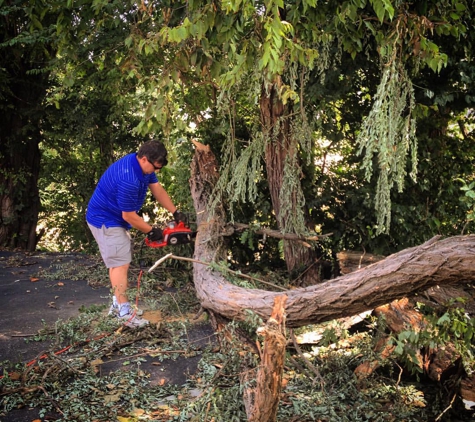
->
[132, 153, 147, 179]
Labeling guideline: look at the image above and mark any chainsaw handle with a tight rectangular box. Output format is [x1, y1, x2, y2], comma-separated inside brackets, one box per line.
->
[145, 237, 168, 248]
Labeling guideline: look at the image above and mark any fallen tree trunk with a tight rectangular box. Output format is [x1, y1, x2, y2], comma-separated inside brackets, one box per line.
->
[190, 140, 475, 328]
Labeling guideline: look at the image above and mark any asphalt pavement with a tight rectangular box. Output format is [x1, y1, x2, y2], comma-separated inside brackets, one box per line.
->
[0, 250, 214, 422]
[0, 250, 111, 365]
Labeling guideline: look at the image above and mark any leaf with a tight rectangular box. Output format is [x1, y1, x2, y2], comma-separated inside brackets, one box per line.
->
[9, 372, 21, 380]
[372, 0, 386, 23]
[437, 312, 451, 325]
[90, 358, 104, 369]
[104, 392, 122, 403]
[30, 277, 39, 282]
[176, 26, 188, 42]
[131, 408, 145, 416]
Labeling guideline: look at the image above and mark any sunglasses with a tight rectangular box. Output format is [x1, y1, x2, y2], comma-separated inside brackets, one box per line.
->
[147, 157, 166, 170]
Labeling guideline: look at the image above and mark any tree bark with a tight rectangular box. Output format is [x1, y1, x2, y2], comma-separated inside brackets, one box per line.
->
[190, 141, 475, 328]
[242, 296, 288, 422]
[0, 6, 51, 251]
[259, 79, 323, 284]
[0, 82, 44, 251]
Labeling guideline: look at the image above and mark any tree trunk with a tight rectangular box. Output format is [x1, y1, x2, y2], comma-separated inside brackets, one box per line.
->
[259, 79, 322, 284]
[190, 141, 475, 328]
[0, 83, 44, 251]
[0, 8, 50, 251]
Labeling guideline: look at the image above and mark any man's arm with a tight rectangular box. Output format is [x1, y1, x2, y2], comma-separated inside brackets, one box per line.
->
[122, 211, 153, 234]
[121, 183, 178, 234]
[148, 182, 177, 214]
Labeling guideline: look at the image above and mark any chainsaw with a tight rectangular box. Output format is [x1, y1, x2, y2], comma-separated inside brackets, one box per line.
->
[145, 220, 196, 248]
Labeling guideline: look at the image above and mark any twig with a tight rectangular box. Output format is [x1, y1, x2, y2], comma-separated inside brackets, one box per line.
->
[204, 396, 212, 421]
[48, 352, 86, 376]
[9, 333, 36, 338]
[231, 222, 332, 243]
[193, 306, 205, 320]
[149, 254, 288, 291]
[38, 385, 64, 416]
[290, 329, 325, 391]
[148, 252, 173, 272]
[291, 259, 319, 285]
[0, 385, 41, 397]
[23, 350, 48, 382]
[395, 361, 403, 387]
[222, 266, 287, 291]
[435, 393, 457, 421]
[103, 349, 189, 365]
[287, 355, 308, 375]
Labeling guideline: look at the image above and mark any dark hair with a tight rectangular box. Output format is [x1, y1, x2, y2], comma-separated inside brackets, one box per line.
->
[137, 141, 168, 167]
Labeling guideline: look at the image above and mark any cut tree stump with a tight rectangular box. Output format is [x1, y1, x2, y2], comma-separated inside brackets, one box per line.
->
[354, 298, 427, 378]
[242, 295, 288, 422]
[337, 251, 385, 274]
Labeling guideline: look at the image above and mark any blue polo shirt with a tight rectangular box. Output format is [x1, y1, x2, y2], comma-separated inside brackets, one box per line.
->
[86, 153, 158, 229]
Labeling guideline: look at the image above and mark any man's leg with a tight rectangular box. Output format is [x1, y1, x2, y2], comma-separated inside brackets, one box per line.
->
[110, 263, 130, 305]
[109, 262, 147, 327]
[87, 224, 147, 327]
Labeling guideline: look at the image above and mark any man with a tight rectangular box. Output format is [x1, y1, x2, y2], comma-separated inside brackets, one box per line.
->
[86, 140, 186, 328]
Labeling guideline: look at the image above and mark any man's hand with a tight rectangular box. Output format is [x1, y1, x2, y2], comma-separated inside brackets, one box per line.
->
[147, 227, 163, 241]
[173, 210, 186, 223]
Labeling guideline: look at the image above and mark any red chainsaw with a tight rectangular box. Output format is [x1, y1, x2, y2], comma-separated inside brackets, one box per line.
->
[145, 220, 196, 248]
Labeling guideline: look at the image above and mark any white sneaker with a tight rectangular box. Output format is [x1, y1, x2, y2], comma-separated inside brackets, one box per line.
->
[118, 310, 149, 329]
[108, 303, 144, 317]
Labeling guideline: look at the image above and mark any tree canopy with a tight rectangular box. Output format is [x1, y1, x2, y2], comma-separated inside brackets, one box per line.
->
[0, 0, 474, 261]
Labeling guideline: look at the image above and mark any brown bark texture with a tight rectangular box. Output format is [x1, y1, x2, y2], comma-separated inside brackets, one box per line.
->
[242, 296, 288, 422]
[259, 80, 322, 283]
[0, 35, 46, 251]
[190, 141, 475, 328]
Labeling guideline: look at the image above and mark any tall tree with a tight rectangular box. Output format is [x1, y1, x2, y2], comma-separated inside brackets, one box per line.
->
[126, 0, 472, 279]
[38, 0, 155, 250]
[0, 0, 58, 250]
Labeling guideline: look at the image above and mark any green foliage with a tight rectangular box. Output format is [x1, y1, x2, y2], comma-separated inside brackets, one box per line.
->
[357, 60, 418, 235]
[178, 322, 256, 421]
[387, 299, 475, 376]
[3, 254, 475, 421]
[2, 0, 475, 264]
[226, 134, 266, 206]
[458, 178, 475, 233]
[0, 0, 61, 249]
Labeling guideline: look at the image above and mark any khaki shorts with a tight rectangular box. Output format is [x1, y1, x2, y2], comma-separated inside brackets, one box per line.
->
[88, 224, 132, 268]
